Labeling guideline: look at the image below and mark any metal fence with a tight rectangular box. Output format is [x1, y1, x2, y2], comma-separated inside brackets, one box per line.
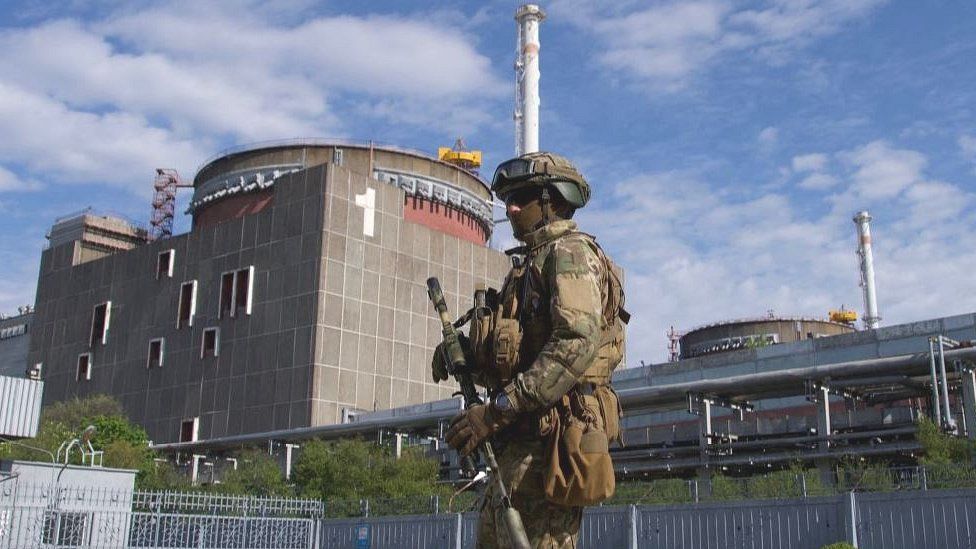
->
[854, 488, 976, 548]
[0, 483, 320, 549]
[2, 482, 975, 548]
[320, 489, 976, 549]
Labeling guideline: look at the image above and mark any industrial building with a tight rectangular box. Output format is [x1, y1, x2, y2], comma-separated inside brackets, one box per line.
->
[0, 309, 33, 378]
[612, 313, 976, 477]
[27, 140, 509, 444]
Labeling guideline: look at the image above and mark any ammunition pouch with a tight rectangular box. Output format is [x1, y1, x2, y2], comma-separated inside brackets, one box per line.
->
[468, 298, 495, 379]
[492, 318, 522, 385]
[542, 387, 617, 506]
[466, 285, 525, 390]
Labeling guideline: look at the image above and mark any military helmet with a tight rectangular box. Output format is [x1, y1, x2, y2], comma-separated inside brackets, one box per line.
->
[491, 151, 591, 208]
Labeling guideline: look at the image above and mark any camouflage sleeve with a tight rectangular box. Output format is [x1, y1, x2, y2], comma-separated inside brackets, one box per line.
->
[504, 237, 606, 413]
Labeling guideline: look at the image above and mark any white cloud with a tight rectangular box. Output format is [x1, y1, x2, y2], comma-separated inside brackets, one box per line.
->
[791, 153, 837, 190]
[0, 5, 507, 194]
[553, 0, 888, 89]
[0, 82, 202, 192]
[839, 140, 926, 200]
[98, 8, 505, 101]
[592, 1, 727, 84]
[792, 153, 828, 172]
[758, 126, 779, 150]
[0, 166, 43, 192]
[798, 172, 838, 190]
[730, 0, 887, 45]
[580, 139, 976, 364]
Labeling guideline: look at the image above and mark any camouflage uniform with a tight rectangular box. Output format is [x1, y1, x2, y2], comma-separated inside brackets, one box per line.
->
[479, 219, 611, 549]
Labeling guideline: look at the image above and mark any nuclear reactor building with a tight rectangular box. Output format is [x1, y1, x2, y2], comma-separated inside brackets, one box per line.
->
[27, 141, 509, 444]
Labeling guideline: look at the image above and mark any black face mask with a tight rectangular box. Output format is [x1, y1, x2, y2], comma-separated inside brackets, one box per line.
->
[506, 194, 545, 239]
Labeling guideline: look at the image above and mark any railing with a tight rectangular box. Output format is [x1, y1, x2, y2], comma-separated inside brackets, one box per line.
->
[195, 138, 487, 183]
[132, 490, 324, 518]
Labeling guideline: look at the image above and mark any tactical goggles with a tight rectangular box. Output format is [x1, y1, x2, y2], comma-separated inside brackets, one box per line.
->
[491, 158, 580, 189]
[492, 158, 538, 184]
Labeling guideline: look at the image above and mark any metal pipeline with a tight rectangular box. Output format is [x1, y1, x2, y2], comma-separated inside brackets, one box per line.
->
[937, 336, 955, 429]
[616, 346, 976, 414]
[616, 441, 923, 474]
[929, 338, 943, 425]
[151, 347, 976, 454]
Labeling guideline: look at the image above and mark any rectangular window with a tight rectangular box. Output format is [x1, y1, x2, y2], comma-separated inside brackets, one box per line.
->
[76, 353, 92, 381]
[201, 327, 220, 358]
[157, 249, 174, 279]
[177, 280, 197, 329]
[180, 417, 199, 442]
[234, 266, 253, 316]
[219, 266, 254, 318]
[89, 302, 110, 347]
[147, 338, 164, 368]
[219, 272, 234, 318]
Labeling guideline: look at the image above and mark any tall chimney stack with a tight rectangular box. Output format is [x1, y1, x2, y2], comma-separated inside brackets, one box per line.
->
[514, 4, 545, 156]
[853, 210, 881, 330]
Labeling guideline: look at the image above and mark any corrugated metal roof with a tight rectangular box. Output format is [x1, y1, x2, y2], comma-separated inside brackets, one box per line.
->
[0, 375, 43, 439]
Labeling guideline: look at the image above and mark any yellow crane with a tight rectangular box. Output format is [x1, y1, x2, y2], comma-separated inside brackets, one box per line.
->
[829, 307, 858, 324]
[438, 138, 482, 172]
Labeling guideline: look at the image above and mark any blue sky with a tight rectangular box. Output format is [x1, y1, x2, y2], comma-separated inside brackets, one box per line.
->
[1, 0, 974, 363]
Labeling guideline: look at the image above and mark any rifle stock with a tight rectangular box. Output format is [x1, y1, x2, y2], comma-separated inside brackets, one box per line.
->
[426, 277, 530, 549]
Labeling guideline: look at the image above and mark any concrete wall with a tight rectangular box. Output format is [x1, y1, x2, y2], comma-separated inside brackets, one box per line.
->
[0, 460, 136, 493]
[30, 166, 324, 441]
[309, 164, 508, 425]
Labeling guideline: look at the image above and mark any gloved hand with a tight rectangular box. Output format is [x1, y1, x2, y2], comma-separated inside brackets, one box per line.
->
[445, 404, 514, 457]
[431, 334, 474, 383]
[431, 342, 450, 383]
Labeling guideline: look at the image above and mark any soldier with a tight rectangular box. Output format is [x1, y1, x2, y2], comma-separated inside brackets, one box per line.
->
[433, 152, 627, 548]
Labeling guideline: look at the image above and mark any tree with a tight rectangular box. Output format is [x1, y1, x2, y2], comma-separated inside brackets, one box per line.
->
[43, 394, 126, 425]
[917, 416, 974, 465]
[138, 459, 190, 492]
[0, 394, 185, 490]
[293, 438, 443, 501]
[218, 449, 290, 497]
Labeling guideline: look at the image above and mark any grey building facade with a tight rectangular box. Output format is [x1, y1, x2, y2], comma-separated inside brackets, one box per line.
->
[28, 142, 509, 444]
[0, 311, 32, 378]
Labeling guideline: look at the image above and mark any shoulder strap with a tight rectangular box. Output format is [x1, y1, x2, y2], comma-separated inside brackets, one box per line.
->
[573, 233, 628, 326]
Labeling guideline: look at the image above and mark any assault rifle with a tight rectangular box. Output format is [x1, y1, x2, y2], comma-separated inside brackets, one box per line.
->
[426, 277, 530, 549]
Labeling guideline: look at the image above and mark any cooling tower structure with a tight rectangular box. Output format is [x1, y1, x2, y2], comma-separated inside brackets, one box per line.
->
[679, 316, 855, 359]
[28, 140, 510, 443]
